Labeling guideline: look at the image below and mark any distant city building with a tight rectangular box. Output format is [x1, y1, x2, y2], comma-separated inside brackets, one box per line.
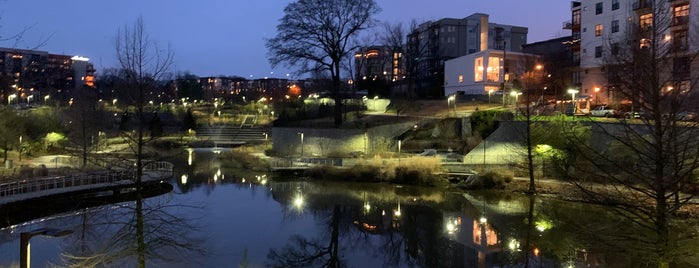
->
[354, 46, 403, 82]
[408, 13, 528, 98]
[522, 36, 576, 101]
[0, 47, 95, 104]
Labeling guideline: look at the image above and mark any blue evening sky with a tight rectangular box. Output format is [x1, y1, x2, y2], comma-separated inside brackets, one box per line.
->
[1, 0, 571, 78]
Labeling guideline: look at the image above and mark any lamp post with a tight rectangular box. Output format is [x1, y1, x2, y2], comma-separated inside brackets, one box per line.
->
[397, 140, 402, 165]
[20, 228, 73, 268]
[8, 94, 16, 105]
[447, 94, 456, 116]
[18, 136, 22, 162]
[298, 132, 304, 157]
[594, 87, 600, 105]
[510, 91, 521, 106]
[488, 89, 494, 103]
[568, 89, 579, 115]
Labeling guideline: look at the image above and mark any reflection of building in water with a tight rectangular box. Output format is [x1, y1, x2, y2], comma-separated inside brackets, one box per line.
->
[443, 212, 502, 268]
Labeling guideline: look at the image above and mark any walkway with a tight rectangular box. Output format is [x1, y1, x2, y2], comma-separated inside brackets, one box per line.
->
[0, 160, 173, 206]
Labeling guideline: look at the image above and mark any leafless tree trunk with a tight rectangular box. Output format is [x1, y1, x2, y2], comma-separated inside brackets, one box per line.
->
[114, 16, 173, 268]
[115, 16, 173, 186]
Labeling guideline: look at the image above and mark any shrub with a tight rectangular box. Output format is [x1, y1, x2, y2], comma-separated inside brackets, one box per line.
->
[477, 170, 513, 189]
[304, 156, 441, 185]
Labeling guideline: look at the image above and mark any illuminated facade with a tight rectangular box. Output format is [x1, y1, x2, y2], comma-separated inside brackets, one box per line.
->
[444, 49, 539, 96]
[407, 13, 528, 98]
[572, 0, 699, 105]
[0, 47, 95, 103]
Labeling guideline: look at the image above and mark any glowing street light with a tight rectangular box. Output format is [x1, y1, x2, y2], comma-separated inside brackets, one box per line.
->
[594, 87, 600, 105]
[20, 228, 73, 268]
[8, 94, 17, 105]
[568, 89, 579, 114]
[510, 91, 521, 106]
[298, 132, 304, 157]
[487, 89, 494, 103]
[447, 94, 456, 115]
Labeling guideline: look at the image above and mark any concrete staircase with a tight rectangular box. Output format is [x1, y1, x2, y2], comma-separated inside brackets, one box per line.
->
[195, 125, 271, 145]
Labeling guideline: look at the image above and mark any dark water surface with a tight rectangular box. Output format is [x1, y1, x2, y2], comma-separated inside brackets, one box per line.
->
[1, 149, 697, 267]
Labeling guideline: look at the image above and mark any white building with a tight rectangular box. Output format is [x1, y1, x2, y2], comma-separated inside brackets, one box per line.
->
[574, 0, 699, 104]
[444, 49, 540, 96]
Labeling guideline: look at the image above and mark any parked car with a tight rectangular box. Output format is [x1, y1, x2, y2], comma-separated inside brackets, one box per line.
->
[677, 111, 697, 121]
[590, 105, 617, 117]
[624, 109, 648, 119]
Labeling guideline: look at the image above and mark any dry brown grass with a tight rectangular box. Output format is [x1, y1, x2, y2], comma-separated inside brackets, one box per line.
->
[306, 155, 443, 185]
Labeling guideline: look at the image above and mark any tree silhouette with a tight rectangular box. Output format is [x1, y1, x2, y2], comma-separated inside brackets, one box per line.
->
[266, 0, 380, 127]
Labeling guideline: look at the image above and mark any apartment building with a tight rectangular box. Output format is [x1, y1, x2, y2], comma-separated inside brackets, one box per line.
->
[573, 0, 698, 105]
[408, 13, 528, 98]
[0, 47, 95, 104]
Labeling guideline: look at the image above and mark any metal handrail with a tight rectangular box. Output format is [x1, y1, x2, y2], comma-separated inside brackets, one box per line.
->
[0, 161, 173, 198]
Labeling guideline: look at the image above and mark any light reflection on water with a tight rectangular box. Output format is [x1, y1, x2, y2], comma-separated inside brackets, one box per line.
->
[1, 149, 698, 267]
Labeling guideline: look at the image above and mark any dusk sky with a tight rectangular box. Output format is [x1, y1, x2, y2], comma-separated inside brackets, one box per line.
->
[2, 0, 571, 79]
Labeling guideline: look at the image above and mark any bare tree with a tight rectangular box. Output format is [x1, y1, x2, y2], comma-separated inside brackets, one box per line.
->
[114, 16, 173, 183]
[114, 16, 173, 268]
[266, 0, 380, 127]
[553, 2, 699, 266]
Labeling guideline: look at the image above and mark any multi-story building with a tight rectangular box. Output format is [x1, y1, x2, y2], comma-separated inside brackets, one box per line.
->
[572, 0, 698, 105]
[407, 13, 528, 98]
[354, 46, 403, 83]
[353, 46, 404, 96]
[0, 47, 95, 104]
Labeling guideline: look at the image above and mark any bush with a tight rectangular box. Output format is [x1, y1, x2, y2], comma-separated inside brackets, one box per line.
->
[477, 170, 513, 189]
[305, 156, 441, 185]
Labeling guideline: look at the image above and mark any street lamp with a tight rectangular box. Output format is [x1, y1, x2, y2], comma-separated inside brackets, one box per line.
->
[568, 89, 579, 114]
[594, 87, 600, 105]
[510, 91, 521, 106]
[20, 228, 73, 268]
[298, 132, 304, 157]
[488, 89, 494, 103]
[8, 94, 16, 105]
[373, 96, 378, 111]
[447, 94, 456, 116]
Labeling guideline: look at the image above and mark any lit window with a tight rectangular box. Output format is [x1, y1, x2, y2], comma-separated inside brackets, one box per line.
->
[486, 57, 501, 82]
[673, 4, 689, 25]
[595, 24, 603, 36]
[458, 75, 464, 83]
[474, 57, 484, 82]
[640, 14, 653, 31]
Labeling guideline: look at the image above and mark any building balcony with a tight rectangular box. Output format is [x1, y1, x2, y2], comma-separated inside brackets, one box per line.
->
[562, 20, 580, 30]
[671, 16, 689, 28]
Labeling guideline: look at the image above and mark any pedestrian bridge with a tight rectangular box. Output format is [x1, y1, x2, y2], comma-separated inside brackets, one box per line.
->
[0, 161, 173, 206]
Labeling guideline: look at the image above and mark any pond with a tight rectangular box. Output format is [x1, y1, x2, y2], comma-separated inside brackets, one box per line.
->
[1, 149, 697, 267]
